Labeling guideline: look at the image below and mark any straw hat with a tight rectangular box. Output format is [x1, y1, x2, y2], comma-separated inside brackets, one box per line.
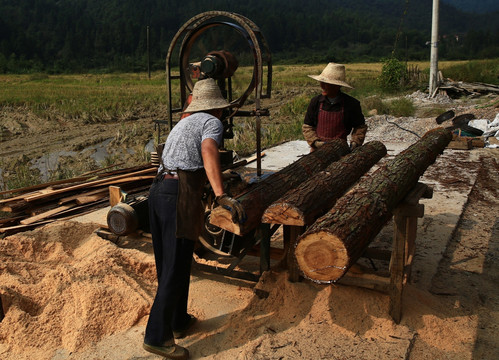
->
[183, 78, 230, 113]
[308, 63, 353, 89]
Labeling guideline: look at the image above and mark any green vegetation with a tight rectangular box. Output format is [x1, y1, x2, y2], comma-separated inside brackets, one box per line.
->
[0, 73, 170, 123]
[0, 0, 498, 73]
[379, 58, 408, 92]
[1, 59, 497, 190]
[441, 59, 499, 84]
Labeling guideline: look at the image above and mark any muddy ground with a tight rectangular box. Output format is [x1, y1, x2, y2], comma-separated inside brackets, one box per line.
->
[0, 92, 498, 359]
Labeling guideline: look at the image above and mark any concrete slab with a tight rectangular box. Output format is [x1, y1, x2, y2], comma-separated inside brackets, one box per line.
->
[244, 140, 310, 171]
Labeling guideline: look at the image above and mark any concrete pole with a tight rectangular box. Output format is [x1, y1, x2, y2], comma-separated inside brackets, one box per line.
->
[429, 0, 439, 96]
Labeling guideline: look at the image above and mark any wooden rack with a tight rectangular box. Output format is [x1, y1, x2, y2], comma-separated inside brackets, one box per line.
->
[278, 182, 433, 324]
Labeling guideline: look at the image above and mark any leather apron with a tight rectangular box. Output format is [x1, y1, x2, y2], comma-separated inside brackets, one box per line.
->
[176, 169, 206, 241]
[316, 101, 348, 140]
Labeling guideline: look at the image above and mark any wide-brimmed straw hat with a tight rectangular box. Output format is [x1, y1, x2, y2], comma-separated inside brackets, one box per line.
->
[308, 63, 353, 89]
[183, 78, 230, 113]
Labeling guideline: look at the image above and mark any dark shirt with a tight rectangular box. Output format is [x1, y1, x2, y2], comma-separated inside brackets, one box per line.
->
[304, 92, 365, 135]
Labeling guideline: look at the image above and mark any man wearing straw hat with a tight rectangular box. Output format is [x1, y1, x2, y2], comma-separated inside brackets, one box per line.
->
[143, 78, 246, 360]
[302, 62, 367, 151]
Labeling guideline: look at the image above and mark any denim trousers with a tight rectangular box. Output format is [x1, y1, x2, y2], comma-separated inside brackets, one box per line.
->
[144, 178, 195, 346]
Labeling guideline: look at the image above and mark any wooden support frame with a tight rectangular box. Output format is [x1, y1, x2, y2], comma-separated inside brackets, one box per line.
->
[278, 182, 433, 324]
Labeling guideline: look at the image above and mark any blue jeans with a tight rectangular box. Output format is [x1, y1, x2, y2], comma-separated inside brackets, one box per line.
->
[144, 178, 195, 346]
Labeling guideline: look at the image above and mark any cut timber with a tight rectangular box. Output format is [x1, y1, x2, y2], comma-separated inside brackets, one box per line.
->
[23, 168, 156, 202]
[447, 139, 472, 150]
[20, 204, 76, 225]
[262, 141, 386, 226]
[295, 127, 452, 283]
[209, 139, 350, 235]
[109, 186, 124, 206]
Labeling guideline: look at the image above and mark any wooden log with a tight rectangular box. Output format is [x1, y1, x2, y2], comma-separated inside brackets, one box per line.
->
[262, 141, 387, 226]
[209, 139, 350, 235]
[295, 127, 452, 283]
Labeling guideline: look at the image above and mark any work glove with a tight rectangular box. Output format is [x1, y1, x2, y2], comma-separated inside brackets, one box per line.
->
[314, 140, 326, 149]
[349, 141, 358, 151]
[215, 193, 247, 224]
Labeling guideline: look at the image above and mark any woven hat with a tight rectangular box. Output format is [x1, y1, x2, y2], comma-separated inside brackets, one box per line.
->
[308, 63, 353, 89]
[183, 78, 230, 113]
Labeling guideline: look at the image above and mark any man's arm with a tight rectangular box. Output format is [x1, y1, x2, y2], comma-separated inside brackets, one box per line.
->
[201, 138, 224, 196]
[201, 137, 246, 223]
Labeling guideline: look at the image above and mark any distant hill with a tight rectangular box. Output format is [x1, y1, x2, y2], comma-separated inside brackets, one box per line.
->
[0, 0, 497, 72]
[443, 0, 499, 14]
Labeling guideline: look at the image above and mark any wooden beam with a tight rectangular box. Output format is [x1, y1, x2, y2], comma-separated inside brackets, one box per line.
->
[109, 186, 123, 207]
[23, 168, 156, 202]
[20, 204, 76, 225]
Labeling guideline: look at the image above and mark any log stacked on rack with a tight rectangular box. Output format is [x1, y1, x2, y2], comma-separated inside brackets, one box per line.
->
[262, 141, 387, 226]
[209, 139, 350, 236]
[0, 164, 156, 236]
[294, 127, 452, 283]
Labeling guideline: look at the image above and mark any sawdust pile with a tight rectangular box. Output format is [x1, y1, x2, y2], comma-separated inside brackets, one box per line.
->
[209, 271, 414, 360]
[0, 222, 156, 359]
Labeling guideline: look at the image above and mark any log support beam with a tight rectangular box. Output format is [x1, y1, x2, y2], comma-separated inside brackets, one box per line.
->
[279, 182, 432, 324]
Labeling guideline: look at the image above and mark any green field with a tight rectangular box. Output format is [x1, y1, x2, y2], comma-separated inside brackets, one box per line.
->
[1, 59, 498, 189]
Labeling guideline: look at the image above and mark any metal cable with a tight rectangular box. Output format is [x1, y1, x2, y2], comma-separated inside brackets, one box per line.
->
[384, 115, 421, 138]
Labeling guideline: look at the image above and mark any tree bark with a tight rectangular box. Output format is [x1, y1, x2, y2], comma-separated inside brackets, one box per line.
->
[295, 128, 452, 283]
[262, 141, 387, 226]
[209, 139, 350, 235]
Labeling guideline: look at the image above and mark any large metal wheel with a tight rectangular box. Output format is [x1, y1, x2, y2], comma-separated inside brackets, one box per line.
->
[164, 12, 272, 256]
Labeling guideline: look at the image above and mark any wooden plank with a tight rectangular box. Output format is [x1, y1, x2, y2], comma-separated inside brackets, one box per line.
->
[0, 176, 91, 197]
[24, 168, 156, 202]
[393, 204, 425, 218]
[92, 176, 154, 187]
[109, 186, 123, 207]
[76, 194, 108, 205]
[403, 182, 433, 205]
[80, 162, 125, 176]
[447, 139, 472, 150]
[389, 213, 407, 324]
[20, 204, 76, 225]
[284, 225, 304, 282]
[339, 273, 391, 293]
[58, 188, 108, 205]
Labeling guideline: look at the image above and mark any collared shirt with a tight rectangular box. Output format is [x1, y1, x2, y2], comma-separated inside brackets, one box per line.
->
[159, 112, 223, 173]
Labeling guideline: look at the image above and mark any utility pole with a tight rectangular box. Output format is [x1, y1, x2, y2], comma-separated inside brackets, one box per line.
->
[429, 0, 439, 97]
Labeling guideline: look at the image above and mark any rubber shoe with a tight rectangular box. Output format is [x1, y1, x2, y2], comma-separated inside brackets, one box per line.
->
[173, 315, 197, 339]
[142, 342, 189, 360]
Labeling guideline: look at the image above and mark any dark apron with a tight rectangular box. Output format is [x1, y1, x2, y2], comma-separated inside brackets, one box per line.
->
[316, 101, 348, 140]
[176, 169, 206, 241]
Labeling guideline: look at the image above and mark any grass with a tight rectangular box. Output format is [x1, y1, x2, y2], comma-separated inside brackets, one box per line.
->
[1, 59, 497, 189]
[0, 72, 171, 123]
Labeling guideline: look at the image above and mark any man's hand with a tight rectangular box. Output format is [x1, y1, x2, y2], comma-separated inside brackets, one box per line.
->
[215, 194, 247, 224]
[349, 141, 358, 151]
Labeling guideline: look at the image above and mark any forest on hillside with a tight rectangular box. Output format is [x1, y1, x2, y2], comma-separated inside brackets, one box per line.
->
[0, 0, 498, 73]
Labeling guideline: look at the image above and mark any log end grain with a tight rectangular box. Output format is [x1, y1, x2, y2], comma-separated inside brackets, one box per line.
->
[295, 230, 348, 283]
[261, 203, 306, 226]
[209, 206, 243, 236]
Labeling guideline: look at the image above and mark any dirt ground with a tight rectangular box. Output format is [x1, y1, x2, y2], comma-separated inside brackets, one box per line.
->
[0, 93, 498, 359]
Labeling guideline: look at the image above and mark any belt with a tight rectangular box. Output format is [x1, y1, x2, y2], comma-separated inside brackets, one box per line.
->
[163, 173, 178, 180]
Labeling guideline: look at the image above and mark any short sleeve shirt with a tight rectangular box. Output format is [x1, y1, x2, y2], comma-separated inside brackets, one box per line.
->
[159, 112, 223, 173]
